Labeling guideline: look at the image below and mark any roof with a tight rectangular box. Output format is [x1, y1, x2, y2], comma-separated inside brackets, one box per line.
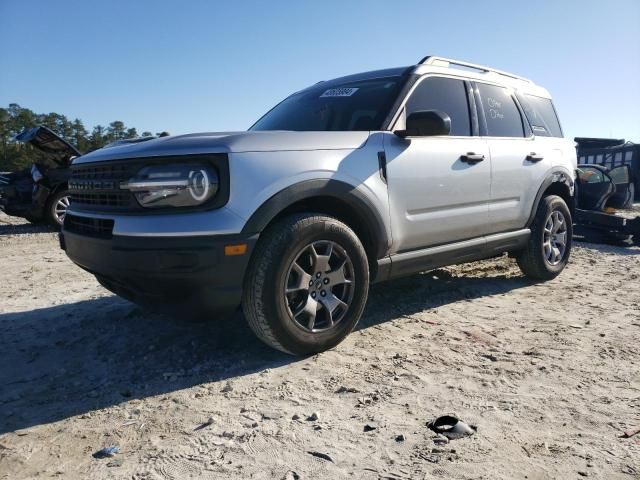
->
[302, 56, 551, 98]
[412, 55, 550, 97]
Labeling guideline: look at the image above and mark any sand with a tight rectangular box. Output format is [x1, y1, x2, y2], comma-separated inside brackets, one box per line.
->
[0, 211, 638, 479]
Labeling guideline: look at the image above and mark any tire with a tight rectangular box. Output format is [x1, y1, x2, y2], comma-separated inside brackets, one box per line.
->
[45, 189, 71, 228]
[242, 213, 369, 355]
[516, 195, 572, 281]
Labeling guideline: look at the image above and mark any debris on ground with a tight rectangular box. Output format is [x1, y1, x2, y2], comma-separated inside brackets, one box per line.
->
[307, 451, 334, 463]
[427, 416, 476, 440]
[621, 427, 640, 438]
[221, 382, 234, 393]
[93, 446, 119, 459]
[335, 385, 359, 394]
[106, 458, 124, 468]
[194, 417, 214, 431]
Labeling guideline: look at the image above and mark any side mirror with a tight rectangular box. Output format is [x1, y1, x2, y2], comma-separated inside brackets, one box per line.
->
[395, 110, 451, 138]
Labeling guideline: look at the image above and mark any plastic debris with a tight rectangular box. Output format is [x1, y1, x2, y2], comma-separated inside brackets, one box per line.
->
[307, 451, 334, 463]
[427, 415, 475, 440]
[93, 446, 119, 459]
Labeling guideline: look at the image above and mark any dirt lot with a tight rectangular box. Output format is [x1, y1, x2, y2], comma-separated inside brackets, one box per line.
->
[0, 211, 639, 480]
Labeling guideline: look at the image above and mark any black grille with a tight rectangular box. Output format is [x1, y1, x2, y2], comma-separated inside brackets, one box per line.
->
[69, 162, 137, 211]
[64, 214, 114, 238]
[71, 192, 130, 207]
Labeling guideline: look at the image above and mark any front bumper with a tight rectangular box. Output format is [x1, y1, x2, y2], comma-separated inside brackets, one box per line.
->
[0, 182, 34, 218]
[60, 226, 258, 314]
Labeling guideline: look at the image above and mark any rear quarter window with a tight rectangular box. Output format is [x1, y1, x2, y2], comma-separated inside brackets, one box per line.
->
[517, 94, 563, 138]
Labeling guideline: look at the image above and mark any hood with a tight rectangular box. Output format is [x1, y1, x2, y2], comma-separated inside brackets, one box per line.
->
[73, 130, 370, 164]
[15, 126, 82, 166]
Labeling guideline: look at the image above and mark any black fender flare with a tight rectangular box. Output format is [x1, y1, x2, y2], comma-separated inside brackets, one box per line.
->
[526, 168, 575, 227]
[241, 179, 391, 259]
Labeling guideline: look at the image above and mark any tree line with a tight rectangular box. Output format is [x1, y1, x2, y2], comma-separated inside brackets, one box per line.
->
[0, 103, 155, 171]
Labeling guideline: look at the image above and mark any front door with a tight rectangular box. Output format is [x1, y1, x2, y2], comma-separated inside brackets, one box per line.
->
[384, 75, 491, 253]
[576, 166, 614, 210]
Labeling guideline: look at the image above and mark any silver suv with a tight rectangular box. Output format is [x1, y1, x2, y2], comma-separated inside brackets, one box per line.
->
[61, 56, 577, 355]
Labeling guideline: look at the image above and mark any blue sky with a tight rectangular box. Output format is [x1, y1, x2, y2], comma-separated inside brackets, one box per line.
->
[1, 0, 639, 141]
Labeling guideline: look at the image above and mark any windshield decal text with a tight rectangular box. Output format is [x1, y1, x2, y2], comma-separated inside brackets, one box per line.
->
[320, 87, 359, 98]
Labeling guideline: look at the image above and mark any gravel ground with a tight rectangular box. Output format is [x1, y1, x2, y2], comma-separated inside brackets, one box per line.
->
[0, 211, 639, 480]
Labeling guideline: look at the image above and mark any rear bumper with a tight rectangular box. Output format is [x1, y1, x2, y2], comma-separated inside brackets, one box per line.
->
[60, 228, 258, 313]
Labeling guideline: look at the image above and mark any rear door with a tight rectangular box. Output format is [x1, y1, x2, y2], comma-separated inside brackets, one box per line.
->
[385, 75, 491, 252]
[474, 82, 554, 234]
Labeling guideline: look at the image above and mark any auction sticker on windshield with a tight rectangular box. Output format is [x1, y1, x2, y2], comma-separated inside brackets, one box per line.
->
[320, 87, 359, 97]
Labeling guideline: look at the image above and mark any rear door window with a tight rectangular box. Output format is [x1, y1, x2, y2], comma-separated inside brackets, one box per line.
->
[517, 94, 563, 138]
[405, 76, 471, 136]
[476, 83, 525, 138]
[608, 165, 631, 184]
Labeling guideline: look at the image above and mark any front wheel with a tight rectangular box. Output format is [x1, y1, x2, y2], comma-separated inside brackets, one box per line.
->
[516, 195, 572, 281]
[45, 189, 71, 228]
[242, 213, 370, 355]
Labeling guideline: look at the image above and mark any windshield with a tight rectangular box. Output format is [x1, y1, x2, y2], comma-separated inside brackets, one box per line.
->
[250, 76, 404, 132]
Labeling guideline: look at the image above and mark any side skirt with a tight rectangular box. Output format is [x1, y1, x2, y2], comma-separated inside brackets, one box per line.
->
[374, 229, 530, 282]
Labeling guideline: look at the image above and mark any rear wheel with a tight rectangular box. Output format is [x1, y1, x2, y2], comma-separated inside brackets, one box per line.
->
[516, 195, 572, 280]
[242, 213, 369, 355]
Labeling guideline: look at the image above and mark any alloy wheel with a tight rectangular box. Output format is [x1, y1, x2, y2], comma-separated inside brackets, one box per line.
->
[543, 210, 567, 265]
[284, 240, 355, 332]
[54, 195, 70, 225]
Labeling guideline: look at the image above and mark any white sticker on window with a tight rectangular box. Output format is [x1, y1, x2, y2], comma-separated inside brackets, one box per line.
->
[320, 87, 359, 98]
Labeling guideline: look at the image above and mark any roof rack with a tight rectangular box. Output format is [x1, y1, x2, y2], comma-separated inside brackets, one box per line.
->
[418, 56, 532, 84]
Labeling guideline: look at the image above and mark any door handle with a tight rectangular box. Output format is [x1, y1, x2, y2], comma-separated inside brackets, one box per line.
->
[526, 152, 544, 162]
[460, 152, 485, 164]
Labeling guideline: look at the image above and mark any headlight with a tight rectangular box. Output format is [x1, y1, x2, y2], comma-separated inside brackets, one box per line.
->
[31, 164, 44, 183]
[121, 162, 219, 208]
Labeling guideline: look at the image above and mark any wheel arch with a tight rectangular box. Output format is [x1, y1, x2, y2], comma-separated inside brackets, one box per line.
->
[52, 181, 69, 194]
[241, 179, 391, 276]
[526, 169, 575, 227]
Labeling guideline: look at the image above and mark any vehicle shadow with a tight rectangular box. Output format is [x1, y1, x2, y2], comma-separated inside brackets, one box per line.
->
[0, 221, 54, 236]
[360, 268, 528, 329]
[0, 268, 529, 434]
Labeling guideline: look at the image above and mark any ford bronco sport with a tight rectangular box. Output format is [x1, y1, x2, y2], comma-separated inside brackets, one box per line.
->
[61, 56, 576, 355]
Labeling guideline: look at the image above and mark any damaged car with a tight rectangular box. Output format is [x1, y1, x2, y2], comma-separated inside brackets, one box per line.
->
[0, 126, 81, 227]
[575, 163, 640, 244]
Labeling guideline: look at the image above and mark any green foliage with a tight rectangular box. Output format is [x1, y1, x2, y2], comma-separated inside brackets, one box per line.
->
[0, 104, 147, 172]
